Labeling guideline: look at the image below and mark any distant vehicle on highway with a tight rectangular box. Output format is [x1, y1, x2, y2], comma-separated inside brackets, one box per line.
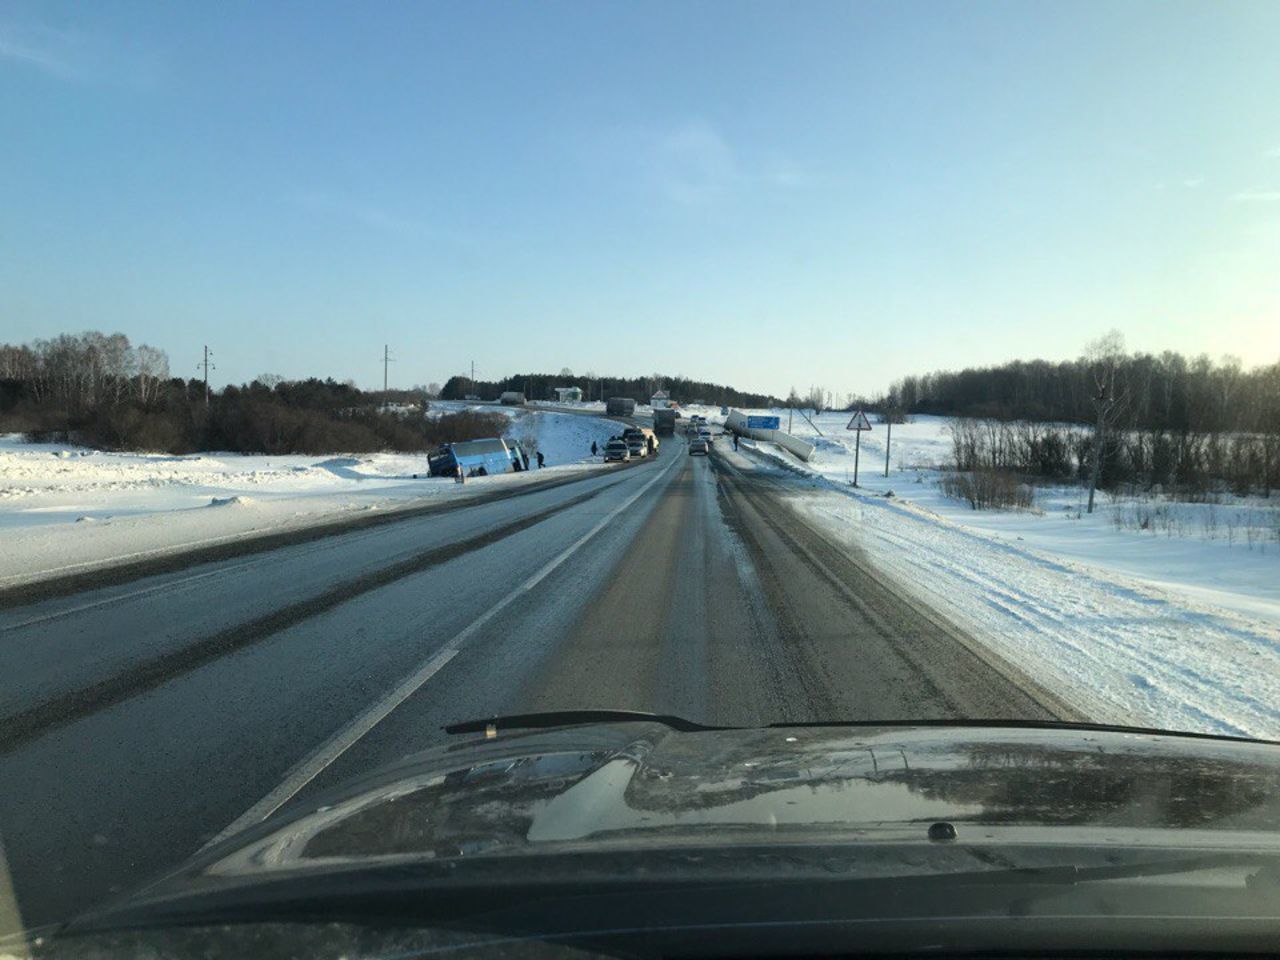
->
[603, 439, 630, 462]
[606, 396, 637, 417]
[689, 437, 709, 456]
[428, 437, 529, 477]
[498, 391, 526, 405]
[698, 428, 713, 444]
[625, 435, 648, 458]
[623, 426, 658, 456]
[653, 408, 678, 436]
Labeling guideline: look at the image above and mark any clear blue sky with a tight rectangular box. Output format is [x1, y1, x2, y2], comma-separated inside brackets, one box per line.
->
[3, 0, 1278, 397]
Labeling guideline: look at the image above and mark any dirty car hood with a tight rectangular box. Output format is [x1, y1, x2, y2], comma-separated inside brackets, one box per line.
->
[179, 723, 1280, 880]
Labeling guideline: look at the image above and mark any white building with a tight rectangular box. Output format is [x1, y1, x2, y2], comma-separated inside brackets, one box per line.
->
[554, 386, 583, 402]
[650, 390, 671, 408]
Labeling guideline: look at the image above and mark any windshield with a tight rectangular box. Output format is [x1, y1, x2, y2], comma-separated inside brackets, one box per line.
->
[1, 0, 1278, 952]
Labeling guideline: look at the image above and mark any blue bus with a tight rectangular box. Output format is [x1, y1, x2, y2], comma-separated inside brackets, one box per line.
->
[428, 438, 530, 478]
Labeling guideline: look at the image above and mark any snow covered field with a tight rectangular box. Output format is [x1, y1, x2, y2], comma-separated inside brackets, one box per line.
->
[0, 408, 620, 587]
[712, 408, 1280, 740]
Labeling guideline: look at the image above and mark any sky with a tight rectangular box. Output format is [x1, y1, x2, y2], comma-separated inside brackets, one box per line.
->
[2, 0, 1279, 398]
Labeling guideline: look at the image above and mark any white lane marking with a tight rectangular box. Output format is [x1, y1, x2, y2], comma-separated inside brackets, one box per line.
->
[204, 452, 680, 848]
[203, 647, 459, 848]
[0, 565, 253, 633]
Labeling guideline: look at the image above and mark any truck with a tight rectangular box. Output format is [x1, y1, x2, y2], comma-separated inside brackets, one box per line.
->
[606, 397, 636, 417]
[652, 408, 678, 436]
[427, 438, 529, 477]
[498, 391, 526, 406]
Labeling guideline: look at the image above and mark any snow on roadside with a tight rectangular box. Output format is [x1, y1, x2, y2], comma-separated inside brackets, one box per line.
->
[718, 414, 1280, 740]
[0, 410, 622, 588]
[502, 410, 620, 466]
[752, 412, 1280, 626]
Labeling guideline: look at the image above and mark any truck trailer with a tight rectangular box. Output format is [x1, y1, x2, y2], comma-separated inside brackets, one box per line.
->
[605, 397, 637, 417]
[652, 408, 678, 436]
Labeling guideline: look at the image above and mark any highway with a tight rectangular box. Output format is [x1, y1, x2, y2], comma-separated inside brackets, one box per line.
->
[0, 431, 1077, 928]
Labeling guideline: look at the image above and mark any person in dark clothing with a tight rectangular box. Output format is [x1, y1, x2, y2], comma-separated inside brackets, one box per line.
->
[536, 451, 545, 468]
[733, 433, 740, 451]
[647, 435, 655, 455]
[591, 441, 598, 457]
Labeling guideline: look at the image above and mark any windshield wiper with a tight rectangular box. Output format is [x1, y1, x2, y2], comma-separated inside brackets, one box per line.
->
[764, 717, 1280, 746]
[445, 709, 734, 735]
[446, 712, 1279, 746]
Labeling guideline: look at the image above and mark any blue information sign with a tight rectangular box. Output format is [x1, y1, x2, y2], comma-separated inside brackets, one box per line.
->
[747, 415, 781, 430]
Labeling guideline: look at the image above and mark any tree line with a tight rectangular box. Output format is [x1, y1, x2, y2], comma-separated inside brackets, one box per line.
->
[440, 370, 782, 409]
[886, 350, 1280, 436]
[0, 333, 505, 454]
[895, 345, 1280, 500]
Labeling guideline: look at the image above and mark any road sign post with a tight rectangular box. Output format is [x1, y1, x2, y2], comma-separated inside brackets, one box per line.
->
[885, 417, 892, 478]
[846, 410, 872, 486]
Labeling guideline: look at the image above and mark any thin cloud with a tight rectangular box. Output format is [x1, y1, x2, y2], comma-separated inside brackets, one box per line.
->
[651, 121, 739, 206]
[0, 23, 80, 78]
[291, 191, 436, 236]
[0, 20, 160, 86]
[1264, 145, 1280, 160]
[1233, 191, 1280, 203]
[1182, 178, 1203, 188]
[641, 121, 809, 206]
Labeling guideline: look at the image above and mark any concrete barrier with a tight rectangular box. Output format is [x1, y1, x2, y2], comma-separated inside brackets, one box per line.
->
[724, 410, 816, 462]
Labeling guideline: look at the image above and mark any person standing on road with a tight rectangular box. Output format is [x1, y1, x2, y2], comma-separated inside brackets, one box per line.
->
[591, 441, 598, 457]
[536, 451, 545, 468]
[733, 433, 739, 451]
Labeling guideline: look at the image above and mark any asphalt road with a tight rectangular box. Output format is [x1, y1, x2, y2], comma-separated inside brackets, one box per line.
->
[0, 432, 1075, 929]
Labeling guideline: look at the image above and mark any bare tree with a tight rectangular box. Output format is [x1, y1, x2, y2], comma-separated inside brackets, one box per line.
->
[805, 385, 827, 414]
[1084, 330, 1126, 513]
[135, 345, 170, 406]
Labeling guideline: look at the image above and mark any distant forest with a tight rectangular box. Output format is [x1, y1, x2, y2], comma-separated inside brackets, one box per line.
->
[886, 351, 1280, 436]
[881, 346, 1280, 497]
[440, 372, 782, 409]
[0, 332, 503, 454]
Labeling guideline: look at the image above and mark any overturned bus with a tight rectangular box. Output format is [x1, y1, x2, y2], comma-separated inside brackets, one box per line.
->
[428, 437, 530, 478]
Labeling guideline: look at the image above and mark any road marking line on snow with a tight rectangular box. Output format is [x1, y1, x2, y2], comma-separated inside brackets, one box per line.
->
[204, 452, 680, 849]
[204, 647, 459, 847]
[0, 565, 252, 633]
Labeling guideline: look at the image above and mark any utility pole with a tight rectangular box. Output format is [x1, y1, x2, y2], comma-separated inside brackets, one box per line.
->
[1086, 380, 1111, 514]
[884, 415, 892, 478]
[382, 344, 395, 394]
[197, 346, 215, 407]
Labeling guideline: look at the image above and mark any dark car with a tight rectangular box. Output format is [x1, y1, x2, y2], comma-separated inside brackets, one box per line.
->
[42, 718, 1280, 959]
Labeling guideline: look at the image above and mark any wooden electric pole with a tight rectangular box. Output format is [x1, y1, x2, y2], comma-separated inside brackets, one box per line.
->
[884, 416, 892, 478]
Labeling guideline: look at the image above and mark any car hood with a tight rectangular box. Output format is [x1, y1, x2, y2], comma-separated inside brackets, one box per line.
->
[171, 723, 1280, 881]
[50, 722, 1280, 955]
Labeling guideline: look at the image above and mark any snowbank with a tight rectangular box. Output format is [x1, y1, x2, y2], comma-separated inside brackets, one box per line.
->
[0, 410, 620, 587]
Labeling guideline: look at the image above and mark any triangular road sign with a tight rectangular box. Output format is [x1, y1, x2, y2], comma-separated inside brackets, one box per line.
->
[847, 410, 872, 431]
